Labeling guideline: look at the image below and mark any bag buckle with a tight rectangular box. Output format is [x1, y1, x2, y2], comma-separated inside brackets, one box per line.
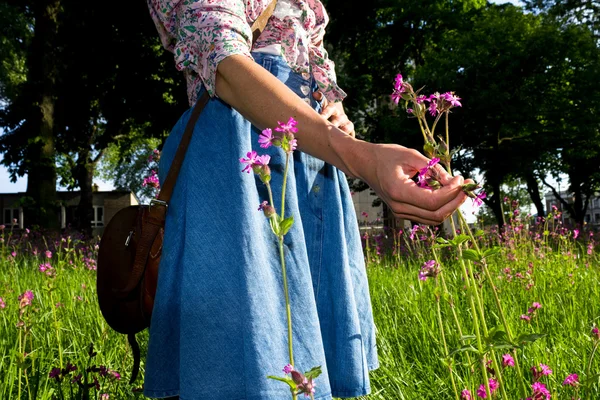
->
[149, 199, 168, 209]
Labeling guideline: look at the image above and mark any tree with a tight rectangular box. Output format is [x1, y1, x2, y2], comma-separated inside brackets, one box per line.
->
[0, 0, 188, 232]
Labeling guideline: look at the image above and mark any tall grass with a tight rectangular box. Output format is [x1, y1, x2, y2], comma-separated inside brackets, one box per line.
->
[0, 210, 598, 399]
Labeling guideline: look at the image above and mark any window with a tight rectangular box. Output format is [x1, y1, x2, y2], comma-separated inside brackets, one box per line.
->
[596, 214, 600, 223]
[91, 206, 104, 227]
[3, 208, 20, 226]
[585, 214, 591, 223]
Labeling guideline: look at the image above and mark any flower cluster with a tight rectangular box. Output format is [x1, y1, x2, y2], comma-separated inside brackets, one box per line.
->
[282, 365, 317, 398]
[418, 259, 441, 281]
[501, 353, 514, 368]
[476, 378, 499, 398]
[417, 157, 441, 190]
[142, 169, 160, 189]
[258, 117, 298, 154]
[521, 301, 542, 322]
[531, 363, 552, 381]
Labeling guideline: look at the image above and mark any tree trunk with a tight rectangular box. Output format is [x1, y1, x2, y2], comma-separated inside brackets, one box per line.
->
[524, 171, 545, 218]
[490, 179, 504, 227]
[75, 149, 94, 236]
[24, 0, 61, 229]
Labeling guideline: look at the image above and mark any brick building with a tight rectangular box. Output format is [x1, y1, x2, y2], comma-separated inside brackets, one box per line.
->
[0, 189, 139, 235]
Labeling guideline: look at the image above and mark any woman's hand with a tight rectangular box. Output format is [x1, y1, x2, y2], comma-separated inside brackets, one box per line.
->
[313, 91, 355, 137]
[357, 143, 470, 226]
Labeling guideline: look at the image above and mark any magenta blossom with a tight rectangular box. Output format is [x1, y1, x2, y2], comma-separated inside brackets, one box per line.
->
[240, 151, 270, 174]
[417, 158, 441, 189]
[259, 128, 275, 149]
[461, 389, 473, 400]
[18, 290, 34, 308]
[562, 373, 579, 387]
[419, 259, 441, 281]
[573, 229, 579, 239]
[0, 297, 5, 309]
[520, 314, 531, 322]
[592, 326, 600, 340]
[442, 92, 462, 107]
[531, 363, 552, 381]
[275, 117, 298, 134]
[473, 191, 487, 207]
[502, 354, 514, 368]
[531, 381, 550, 400]
[476, 378, 499, 398]
[45, 250, 52, 259]
[283, 364, 293, 374]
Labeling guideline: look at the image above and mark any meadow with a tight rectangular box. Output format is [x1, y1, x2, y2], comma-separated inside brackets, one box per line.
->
[0, 204, 598, 399]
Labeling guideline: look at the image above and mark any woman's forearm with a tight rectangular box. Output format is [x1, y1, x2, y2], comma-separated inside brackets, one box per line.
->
[215, 54, 371, 179]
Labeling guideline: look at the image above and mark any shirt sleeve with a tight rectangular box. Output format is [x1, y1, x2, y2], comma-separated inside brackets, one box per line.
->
[147, 0, 254, 98]
[308, 4, 347, 103]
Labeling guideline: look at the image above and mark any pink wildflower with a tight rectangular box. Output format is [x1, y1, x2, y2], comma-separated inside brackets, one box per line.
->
[520, 314, 531, 322]
[0, 297, 5, 309]
[562, 373, 579, 387]
[502, 354, 514, 367]
[239, 151, 266, 173]
[283, 364, 293, 374]
[417, 158, 441, 189]
[592, 326, 599, 340]
[45, 250, 52, 259]
[258, 128, 274, 149]
[531, 381, 550, 400]
[419, 259, 440, 281]
[476, 379, 498, 398]
[473, 191, 487, 207]
[573, 229, 579, 239]
[461, 389, 473, 400]
[100, 395, 109, 400]
[442, 91, 462, 107]
[18, 290, 34, 308]
[275, 117, 298, 134]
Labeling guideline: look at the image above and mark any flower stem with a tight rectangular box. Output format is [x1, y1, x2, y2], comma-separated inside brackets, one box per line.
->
[50, 291, 63, 368]
[435, 278, 460, 400]
[280, 153, 290, 221]
[586, 341, 599, 398]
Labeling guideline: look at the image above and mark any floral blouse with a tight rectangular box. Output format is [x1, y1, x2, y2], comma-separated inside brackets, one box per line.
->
[147, 0, 346, 106]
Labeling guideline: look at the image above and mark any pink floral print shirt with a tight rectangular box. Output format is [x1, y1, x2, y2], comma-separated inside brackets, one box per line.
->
[147, 0, 346, 106]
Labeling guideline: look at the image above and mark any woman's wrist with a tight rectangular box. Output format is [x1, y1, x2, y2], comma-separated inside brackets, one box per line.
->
[326, 129, 374, 181]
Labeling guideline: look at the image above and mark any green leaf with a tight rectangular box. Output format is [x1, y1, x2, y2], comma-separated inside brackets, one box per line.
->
[436, 237, 450, 244]
[449, 344, 479, 357]
[269, 216, 279, 236]
[516, 333, 547, 347]
[304, 366, 322, 380]
[452, 234, 470, 246]
[267, 375, 297, 389]
[483, 247, 501, 258]
[461, 249, 481, 262]
[474, 230, 485, 237]
[280, 216, 294, 236]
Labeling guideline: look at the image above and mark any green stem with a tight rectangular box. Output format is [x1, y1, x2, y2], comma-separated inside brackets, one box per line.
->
[277, 238, 294, 366]
[435, 278, 460, 400]
[432, 248, 474, 374]
[457, 211, 528, 397]
[586, 341, 600, 398]
[280, 152, 290, 220]
[50, 291, 63, 368]
[18, 330, 22, 400]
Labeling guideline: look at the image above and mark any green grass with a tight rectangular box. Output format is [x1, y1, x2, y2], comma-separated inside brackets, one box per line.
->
[1, 221, 598, 399]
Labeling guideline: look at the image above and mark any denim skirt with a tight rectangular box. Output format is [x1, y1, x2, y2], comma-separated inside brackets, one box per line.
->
[143, 53, 379, 400]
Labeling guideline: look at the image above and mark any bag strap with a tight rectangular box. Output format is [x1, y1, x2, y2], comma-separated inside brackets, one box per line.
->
[156, 0, 278, 205]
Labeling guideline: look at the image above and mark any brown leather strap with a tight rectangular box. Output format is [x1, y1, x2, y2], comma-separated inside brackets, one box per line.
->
[156, 0, 278, 205]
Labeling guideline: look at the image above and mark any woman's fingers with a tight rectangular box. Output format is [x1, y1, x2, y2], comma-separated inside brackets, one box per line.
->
[388, 183, 468, 225]
[388, 175, 465, 211]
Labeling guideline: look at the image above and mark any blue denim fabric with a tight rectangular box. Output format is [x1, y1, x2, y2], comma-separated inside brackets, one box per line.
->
[144, 53, 379, 400]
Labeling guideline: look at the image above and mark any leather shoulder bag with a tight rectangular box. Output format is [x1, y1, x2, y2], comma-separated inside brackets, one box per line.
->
[96, 0, 278, 383]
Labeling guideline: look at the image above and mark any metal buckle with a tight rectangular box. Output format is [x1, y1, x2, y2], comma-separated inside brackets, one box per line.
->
[149, 199, 168, 209]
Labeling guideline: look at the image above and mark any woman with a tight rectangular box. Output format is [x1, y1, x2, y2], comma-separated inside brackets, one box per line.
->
[144, 1, 468, 399]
